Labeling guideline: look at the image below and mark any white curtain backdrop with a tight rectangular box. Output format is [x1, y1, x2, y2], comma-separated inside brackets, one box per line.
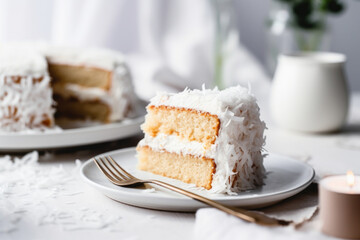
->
[0, 0, 270, 108]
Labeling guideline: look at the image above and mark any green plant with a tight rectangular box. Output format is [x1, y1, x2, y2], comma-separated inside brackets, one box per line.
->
[276, 0, 345, 30]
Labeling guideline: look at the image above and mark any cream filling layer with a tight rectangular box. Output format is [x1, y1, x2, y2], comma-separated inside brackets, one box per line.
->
[138, 133, 216, 159]
[53, 83, 112, 103]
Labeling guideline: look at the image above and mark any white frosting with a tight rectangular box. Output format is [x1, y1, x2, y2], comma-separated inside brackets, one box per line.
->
[138, 133, 216, 159]
[0, 49, 48, 76]
[140, 86, 266, 194]
[53, 83, 111, 102]
[45, 46, 125, 71]
[0, 75, 55, 132]
[150, 86, 238, 116]
[109, 63, 138, 120]
[0, 43, 124, 71]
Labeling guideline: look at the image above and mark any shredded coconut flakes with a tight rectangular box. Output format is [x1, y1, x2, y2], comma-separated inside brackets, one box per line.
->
[0, 152, 122, 233]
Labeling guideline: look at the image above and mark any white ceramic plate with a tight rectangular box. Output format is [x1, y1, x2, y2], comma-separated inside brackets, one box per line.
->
[81, 148, 315, 211]
[0, 116, 144, 151]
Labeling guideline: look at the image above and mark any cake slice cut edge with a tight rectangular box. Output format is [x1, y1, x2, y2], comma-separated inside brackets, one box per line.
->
[136, 85, 266, 195]
[142, 105, 220, 149]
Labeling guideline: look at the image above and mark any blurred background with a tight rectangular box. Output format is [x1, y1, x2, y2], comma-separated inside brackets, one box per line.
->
[238, 0, 360, 91]
[0, 0, 359, 95]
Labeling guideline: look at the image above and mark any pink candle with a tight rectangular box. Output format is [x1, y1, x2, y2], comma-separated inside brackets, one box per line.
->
[319, 171, 360, 239]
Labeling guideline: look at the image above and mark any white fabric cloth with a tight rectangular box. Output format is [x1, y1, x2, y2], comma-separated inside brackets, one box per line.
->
[194, 208, 326, 240]
[0, 0, 270, 101]
[194, 181, 323, 240]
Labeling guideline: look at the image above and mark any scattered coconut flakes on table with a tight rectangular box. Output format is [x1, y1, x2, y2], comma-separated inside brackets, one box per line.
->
[0, 152, 123, 233]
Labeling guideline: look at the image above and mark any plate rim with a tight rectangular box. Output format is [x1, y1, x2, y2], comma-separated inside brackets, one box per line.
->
[80, 147, 315, 202]
[0, 116, 144, 150]
[0, 115, 144, 137]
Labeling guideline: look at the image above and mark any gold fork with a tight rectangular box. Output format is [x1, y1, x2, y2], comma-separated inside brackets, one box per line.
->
[93, 155, 292, 227]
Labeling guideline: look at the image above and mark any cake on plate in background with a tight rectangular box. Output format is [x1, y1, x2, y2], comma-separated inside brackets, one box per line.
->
[0, 44, 138, 132]
[137, 85, 266, 194]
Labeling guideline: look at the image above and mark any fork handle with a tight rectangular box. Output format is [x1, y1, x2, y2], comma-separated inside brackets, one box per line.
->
[149, 179, 259, 223]
[149, 180, 289, 226]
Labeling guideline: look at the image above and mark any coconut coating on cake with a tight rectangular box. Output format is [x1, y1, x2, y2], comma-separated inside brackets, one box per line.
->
[138, 85, 266, 194]
[0, 50, 54, 131]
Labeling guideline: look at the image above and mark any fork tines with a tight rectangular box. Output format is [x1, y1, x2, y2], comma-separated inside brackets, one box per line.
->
[93, 156, 134, 183]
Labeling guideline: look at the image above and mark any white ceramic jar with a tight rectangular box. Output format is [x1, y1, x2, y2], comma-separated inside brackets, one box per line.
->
[270, 52, 349, 133]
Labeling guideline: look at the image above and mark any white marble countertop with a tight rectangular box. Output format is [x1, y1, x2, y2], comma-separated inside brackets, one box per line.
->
[1, 95, 360, 240]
